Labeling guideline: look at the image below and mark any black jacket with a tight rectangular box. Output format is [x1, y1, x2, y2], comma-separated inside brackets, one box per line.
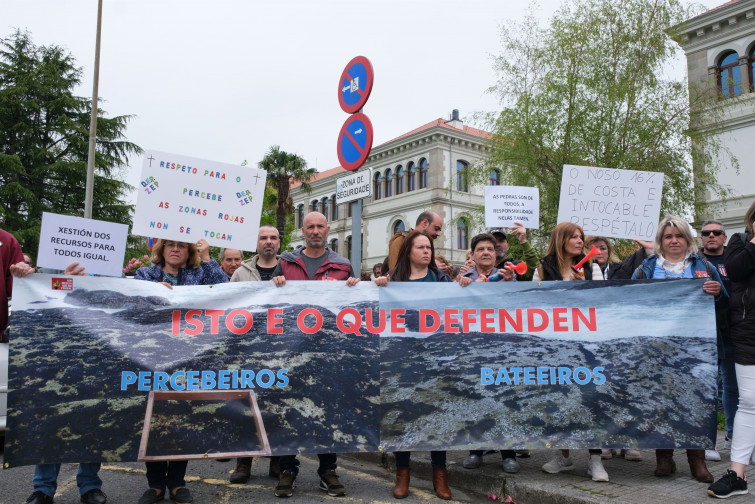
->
[538, 254, 594, 281]
[724, 232, 755, 364]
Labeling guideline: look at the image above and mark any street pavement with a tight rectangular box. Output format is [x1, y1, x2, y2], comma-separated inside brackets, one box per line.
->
[3, 432, 755, 503]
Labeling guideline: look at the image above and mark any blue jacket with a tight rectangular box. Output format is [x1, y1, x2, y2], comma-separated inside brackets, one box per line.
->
[135, 259, 228, 286]
[631, 253, 728, 299]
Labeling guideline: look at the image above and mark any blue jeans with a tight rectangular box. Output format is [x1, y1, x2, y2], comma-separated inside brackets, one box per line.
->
[33, 463, 102, 497]
[720, 337, 739, 439]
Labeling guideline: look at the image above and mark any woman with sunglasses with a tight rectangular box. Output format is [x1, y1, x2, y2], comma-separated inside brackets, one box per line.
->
[631, 216, 726, 484]
[708, 204, 755, 498]
[135, 238, 228, 504]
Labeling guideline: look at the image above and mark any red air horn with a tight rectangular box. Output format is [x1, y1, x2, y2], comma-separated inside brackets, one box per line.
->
[572, 245, 601, 274]
[488, 261, 528, 281]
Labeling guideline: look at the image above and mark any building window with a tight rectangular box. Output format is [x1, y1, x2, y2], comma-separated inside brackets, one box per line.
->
[719, 51, 742, 98]
[312, 199, 319, 213]
[330, 238, 338, 254]
[750, 45, 755, 92]
[393, 220, 405, 234]
[297, 204, 304, 228]
[457, 218, 469, 249]
[321, 197, 329, 222]
[385, 169, 393, 197]
[490, 169, 500, 185]
[348, 201, 352, 218]
[419, 158, 428, 189]
[396, 165, 404, 195]
[456, 160, 469, 192]
[346, 235, 352, 259]
[374, 172, 382, 200]
[331, 196, 338, 220]
[407, 162, 416, 192]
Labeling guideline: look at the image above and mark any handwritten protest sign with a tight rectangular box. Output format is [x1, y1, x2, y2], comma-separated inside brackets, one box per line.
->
[484, 186, 540, 228]
[132, 150, 267, 251]
[37, 212, 128, 277]
[557, 165, 664, 240]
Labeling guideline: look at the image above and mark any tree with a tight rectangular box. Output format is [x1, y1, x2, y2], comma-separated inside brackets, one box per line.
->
[474, 0, 736, 238]
[0, 30, 141, 258]
[258, 145, 316, 238]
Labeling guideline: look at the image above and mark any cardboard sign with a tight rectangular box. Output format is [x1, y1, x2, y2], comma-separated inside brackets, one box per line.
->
[132, 150, 267, 251]
[37, 212, 128, 277]
[557, 165, 664, 240]
[336, 169, 372, 204]
[484, 186, 540, 228]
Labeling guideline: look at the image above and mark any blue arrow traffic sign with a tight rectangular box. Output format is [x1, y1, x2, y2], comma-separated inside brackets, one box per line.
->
[338, 56, 374, 114]
[337, 113, 373, 171]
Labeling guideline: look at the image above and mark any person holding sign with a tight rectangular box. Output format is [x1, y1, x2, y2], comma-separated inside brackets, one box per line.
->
[534, 223, 609, 482]
[374, 230, 459, 500]
[709, 204, 755, 499]
[459, 233, 515, 286]
[270, 212, 358, 498]
[134, 238, 227, 504]
[631, 216, 726, 484]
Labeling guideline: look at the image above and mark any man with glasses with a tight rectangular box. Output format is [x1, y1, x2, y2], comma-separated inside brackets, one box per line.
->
[699, 220, 736, 462]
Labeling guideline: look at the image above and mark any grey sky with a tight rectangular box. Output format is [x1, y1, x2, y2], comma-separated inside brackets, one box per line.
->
[4, 0, 721, 204]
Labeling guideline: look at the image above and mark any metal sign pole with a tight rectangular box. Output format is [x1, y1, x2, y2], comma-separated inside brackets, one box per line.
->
[84, 0, 103, 219]
[350, 199, 363, 276]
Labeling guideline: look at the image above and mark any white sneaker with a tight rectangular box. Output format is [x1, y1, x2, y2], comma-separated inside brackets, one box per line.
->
[725, 436, 732, 450]
[706, 449, 722, 461]
[622, 449, 643, 461]
[600, 449, 614, 459]
[587, 454, 609, 482]
[542, 453, 574, 473]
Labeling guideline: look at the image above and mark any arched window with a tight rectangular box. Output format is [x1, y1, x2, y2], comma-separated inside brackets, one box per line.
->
[297, 204, 304, 228]
[490, 169, 500, 186]
[750, 45, 755, 92]
[419, 158, 428, 189]
[393, 220, 405, 234]
[321, 197, 329, 222]
[346, 235, 352, 260]
[312, 199, 319, 213]
[331, 195, 338, 220]
[395, 165, 404, 195]
[456, 160, 469, 192]
[330, 238, 338, 254]
[457, 218, 469, 250]
[385, 169, 393, 197]
[407, 162, 416, 192]
[719, 51, 742, 98]
[374, 172, 382, 200]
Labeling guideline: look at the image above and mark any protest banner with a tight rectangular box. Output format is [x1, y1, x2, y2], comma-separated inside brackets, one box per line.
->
[37, 212, 128, 277]
[484, 186, 540, 228]
[131, 150, 266, 251]
[4, 278, 715, 467]
[557, 165, 664, 240]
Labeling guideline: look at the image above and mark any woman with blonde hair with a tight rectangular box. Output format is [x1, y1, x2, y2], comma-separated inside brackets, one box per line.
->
[584, 236, 621, 280]
[632, 216, 726, 485]
[535, 223, 608, 481]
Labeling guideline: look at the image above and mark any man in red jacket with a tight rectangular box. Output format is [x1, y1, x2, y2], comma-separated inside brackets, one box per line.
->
[2, 228, 32, 337]
[271, 211, 358, 498]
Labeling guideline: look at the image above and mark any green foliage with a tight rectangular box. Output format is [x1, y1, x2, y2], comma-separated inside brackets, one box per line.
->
[0, 29, 141, 259]
[258, 145, 316, 241]
[473, 0, 736, 239]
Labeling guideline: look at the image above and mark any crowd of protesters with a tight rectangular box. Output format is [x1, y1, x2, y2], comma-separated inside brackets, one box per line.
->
[3, 202, 755, 501]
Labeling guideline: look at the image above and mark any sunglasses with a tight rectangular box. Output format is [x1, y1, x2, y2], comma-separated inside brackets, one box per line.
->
[701, 230, 724, 237]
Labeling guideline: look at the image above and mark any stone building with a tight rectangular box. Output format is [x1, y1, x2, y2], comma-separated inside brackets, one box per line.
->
[289, 110, 498, 272]
[675, 0, 755, 232]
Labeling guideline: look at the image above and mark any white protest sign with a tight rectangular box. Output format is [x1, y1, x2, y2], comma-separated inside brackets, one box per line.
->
[557, 165, 664, 240]
[335, 168, 372, 205]
[484, 186, 540, 228]
[38, 212, 128, 277]
[132, 150, 267, 251]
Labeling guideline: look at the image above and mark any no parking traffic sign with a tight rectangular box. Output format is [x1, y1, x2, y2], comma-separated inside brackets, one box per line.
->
[338, 56, 374, 114]
[337, 113, 373, 171]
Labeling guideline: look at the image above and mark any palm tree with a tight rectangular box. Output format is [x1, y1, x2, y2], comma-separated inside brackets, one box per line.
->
[258, 145, 316, 237]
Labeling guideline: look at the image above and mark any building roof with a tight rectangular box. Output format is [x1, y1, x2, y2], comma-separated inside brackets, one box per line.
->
[290, 117, 491, 188]
[692, 0, 746, 20]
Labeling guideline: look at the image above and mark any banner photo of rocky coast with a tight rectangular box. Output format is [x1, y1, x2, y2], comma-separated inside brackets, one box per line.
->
[379, 280, 718, 452]
[5, 277, 380, 468]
